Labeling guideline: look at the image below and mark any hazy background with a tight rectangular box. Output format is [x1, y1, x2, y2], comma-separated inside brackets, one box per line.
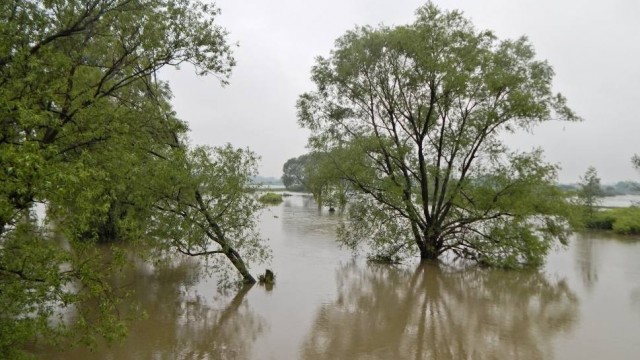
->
[161, 0, 640, 183]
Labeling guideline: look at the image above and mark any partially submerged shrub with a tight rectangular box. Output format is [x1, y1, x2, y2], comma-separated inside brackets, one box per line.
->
[258, 192, 283, 205]
[584, 211, 615, 230]
[585, 207, 640, 235]
[258, 269, 275, 291]
[611, 207, 640, 235]
[258, 269, 275, 284]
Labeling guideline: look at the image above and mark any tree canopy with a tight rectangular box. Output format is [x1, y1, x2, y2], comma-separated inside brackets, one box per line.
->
[282, 152, 349, 210]
[298, 3, 578, 267]
[282, 154, 313, 192]
[0, 1, 266, 357]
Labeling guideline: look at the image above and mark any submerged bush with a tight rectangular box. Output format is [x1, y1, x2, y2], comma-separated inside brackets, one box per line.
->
[611, 207, 640, 234]
[584, 211, 615, 230]
[585, 207, 640, 235]
[258, 192, 283, 205]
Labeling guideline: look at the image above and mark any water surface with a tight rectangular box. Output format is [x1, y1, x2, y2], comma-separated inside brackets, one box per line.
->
[39, 195, 640, 359]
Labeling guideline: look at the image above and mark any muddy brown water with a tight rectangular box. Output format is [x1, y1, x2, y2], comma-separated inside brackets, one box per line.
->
[37, 195, 640, 359]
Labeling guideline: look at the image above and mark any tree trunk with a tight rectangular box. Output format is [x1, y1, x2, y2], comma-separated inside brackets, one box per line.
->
[419, 233, 440, 260]
[315, 190, 323, 210]
[224, 248, 256, 284]
[194, 190, 256, 284]
[419, 246, 439, 260]
[97, 201, 120, 243]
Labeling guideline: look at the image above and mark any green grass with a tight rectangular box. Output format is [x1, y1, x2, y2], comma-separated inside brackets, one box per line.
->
[585, 207, 640, 235]
[258, 192, 283, 205]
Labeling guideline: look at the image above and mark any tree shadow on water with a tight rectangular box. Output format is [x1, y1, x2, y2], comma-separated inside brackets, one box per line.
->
[301, 262, 578, 360]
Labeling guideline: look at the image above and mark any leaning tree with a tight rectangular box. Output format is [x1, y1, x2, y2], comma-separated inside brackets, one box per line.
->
[0, 1, 265, 356]
[298, 3, 579, 267]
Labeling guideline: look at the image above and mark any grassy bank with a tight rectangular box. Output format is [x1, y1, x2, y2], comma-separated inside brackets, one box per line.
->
[584, 207, 640, 235]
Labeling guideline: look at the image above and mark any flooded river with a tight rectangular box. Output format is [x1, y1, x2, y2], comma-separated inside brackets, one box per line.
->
[38, 194, 640, 359]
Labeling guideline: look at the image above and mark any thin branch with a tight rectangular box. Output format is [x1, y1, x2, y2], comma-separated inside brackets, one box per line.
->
[174, 247, 224, 257]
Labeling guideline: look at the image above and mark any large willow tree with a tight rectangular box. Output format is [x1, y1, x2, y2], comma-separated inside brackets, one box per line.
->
[298, 3, 578, 267]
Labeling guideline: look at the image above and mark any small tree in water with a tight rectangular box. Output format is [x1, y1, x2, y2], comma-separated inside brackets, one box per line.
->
[149, 145, 269, 284]
[578, 166, 603, 220]
[298, 3, 579, 267]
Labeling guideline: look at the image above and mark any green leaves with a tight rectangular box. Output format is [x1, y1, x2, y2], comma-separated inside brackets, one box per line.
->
[148, 144, 267, 282]
[298, 2, 576, 267]
[0, 0, 249, 356]
[576, 166, 603, 220]
[282, 154, 312, 191]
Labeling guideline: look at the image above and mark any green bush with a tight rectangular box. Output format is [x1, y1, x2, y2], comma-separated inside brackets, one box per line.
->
[258, 192, 283, 205]
[584, 211, 615, 230]
[611, 207, 640, 235]
[585, 207, 640, 235]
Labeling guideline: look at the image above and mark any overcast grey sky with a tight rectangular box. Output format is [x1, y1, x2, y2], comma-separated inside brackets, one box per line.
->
[162, 0, 640, 183]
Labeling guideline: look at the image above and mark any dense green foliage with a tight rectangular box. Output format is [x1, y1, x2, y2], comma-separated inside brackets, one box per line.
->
[281, 154, 313, 191]
[298, 3, 578, 267]
[258, 192, 284, 205]
[148, 145, 267, 283]
[584, 207, 640, 235]
[0, 1, 266, 357]
[282, 152, 349, 209]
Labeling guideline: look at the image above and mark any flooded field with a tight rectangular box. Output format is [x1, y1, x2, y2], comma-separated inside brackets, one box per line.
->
[38, 195, 640, 359]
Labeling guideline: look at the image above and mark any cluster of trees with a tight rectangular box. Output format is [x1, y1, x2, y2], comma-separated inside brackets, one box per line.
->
[0, 1, 267, 357]
[282, 152, 349, 210]
[295, 3, 579, 266]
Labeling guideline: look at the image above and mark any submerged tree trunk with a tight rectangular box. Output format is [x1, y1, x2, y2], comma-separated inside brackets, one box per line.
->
[418, 232, 441, 261]
[194, 190, 256, 284]
[419, 247, 439, 261]
[223, 247, 256, 284]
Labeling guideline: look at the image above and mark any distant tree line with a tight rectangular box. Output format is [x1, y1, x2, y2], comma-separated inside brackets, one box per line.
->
[559, 180, 640, 196]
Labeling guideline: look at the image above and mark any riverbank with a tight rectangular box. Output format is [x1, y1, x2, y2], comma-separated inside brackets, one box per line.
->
[584, 206, 640, 235]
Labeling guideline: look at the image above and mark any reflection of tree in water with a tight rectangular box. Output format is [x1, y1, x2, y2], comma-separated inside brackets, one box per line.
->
[45, 257, 264, 360]
[574, 233, 599, 290]
[574, 233, 640, 315]
[302, 262, 578, 360]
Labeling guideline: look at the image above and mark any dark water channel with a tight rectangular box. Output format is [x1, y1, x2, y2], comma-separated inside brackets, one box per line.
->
[39, 195, 640, 359]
